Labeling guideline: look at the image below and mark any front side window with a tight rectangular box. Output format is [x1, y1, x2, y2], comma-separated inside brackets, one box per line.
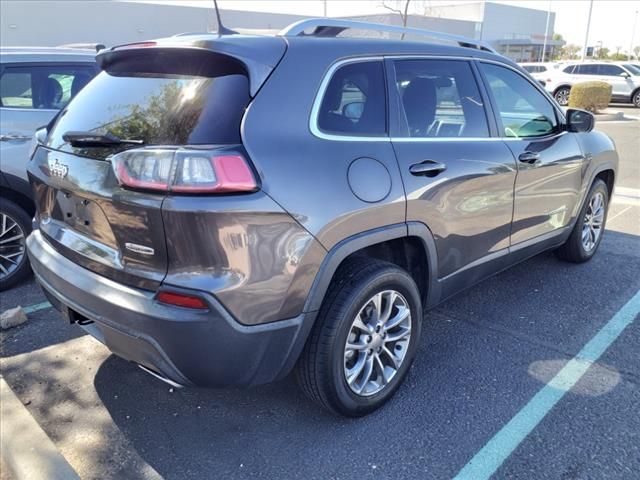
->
[0, 65, 95, 109]
[393, 59, 489, 138]
[480, 63, 558, 138]
[598, 64, 624, 76]
[317, 61, 386, 136]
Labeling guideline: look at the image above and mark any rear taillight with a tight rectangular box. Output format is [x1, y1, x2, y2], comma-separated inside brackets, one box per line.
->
[111, 148, 257, 194]
[156, 291, 209, 310]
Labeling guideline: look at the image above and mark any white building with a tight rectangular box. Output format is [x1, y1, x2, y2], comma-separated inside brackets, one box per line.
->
[0, 0, 561, 62]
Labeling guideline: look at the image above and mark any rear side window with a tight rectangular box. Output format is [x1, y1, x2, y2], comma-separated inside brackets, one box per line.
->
[480, 63, 558, 138]
[393, 59, 489, 138]
[48, 69, 250, 158]
[574, 64, 599, 75]
[316, 61, 386, 136]
[0, 64, 95, 109]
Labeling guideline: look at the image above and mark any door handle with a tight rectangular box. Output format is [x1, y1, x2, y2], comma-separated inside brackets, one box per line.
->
[518, 151, 540, 164]
[409, 160, 447, 177]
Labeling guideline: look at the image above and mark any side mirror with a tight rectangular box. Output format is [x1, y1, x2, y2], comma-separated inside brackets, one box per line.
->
[620, 71, 631, 78]
[566, 108, 594, 133]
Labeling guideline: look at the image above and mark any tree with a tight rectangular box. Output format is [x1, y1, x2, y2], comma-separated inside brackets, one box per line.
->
[558, 44, 580, 60]
[597, 47, 610, 59]
[381, 0, 411, 39]
[633, 45, 640, 59]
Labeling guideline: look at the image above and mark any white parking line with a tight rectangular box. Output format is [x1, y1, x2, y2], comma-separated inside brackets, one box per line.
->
[22, 301, 52, 314]
[607, 205, 633, 223]
[453, 289, 640, 480]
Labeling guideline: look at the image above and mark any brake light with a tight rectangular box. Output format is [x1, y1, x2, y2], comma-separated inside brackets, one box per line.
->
[111, 148, 257, 194]
[157, 291, 209, 310]
[114, 41, 157, 50]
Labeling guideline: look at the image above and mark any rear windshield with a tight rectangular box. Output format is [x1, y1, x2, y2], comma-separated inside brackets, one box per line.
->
[47, 70, 250, 158]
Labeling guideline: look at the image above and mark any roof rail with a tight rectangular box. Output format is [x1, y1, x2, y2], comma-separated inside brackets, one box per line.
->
[279, 18, 497, 53]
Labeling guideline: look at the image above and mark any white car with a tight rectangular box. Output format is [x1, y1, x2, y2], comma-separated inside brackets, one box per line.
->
[519, 62, 563, 83]
[0, 47, 97, 289]
[544, 61, 640, 107]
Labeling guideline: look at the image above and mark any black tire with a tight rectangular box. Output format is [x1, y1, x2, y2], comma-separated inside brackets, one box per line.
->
[632, 90, 640, 108]
[296, 258, 422, 417]
[0, 198, 32, 291]
[554, 86, 571, 106]
[556, 179, 609, 263]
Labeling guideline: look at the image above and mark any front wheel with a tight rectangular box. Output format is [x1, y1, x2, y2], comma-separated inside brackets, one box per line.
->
[296, 259, 422, 416]
[633, 90, 640, 108]
[554, 87, 571, 106]
[556, 179, 609, 263]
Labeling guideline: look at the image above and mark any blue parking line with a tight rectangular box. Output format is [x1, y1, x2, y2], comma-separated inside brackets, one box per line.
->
[454, 290, 640, 480]
[22, 301, 52, 314]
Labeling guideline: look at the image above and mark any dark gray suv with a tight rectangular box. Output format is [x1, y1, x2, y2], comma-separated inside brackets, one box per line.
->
[26, 19, 618, 416]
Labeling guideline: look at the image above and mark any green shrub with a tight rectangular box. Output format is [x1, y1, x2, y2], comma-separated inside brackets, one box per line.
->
[568, 81, 612, 113]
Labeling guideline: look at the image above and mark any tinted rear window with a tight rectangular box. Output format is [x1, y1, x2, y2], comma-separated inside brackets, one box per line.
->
[48, 69, 250, 158]
[316, 60, 387, 136]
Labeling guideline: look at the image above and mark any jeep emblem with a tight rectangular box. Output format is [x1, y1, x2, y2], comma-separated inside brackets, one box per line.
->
[49, 158, 69, 179]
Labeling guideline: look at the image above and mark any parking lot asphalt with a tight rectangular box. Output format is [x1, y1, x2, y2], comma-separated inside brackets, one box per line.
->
[1, 121, 639, 480]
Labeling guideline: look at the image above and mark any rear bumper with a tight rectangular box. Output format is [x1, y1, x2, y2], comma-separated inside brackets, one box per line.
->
[27, 230, 313, 388]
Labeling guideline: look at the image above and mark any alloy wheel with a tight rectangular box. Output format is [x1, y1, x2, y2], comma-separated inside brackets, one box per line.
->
[581, 191, 605, 252]
[0, 212, 26, 280]
[343, 290, 412, 397]
[555, 88, 570, 106]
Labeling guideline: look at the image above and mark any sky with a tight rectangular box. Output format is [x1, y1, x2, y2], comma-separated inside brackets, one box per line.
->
[205, 0, 640, 53]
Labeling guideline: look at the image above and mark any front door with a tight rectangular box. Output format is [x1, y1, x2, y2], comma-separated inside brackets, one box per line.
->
[478, 61, 584, 245]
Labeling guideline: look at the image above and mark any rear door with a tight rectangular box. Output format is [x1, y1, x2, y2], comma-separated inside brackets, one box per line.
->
[28, 49, 253, 290]
[477, 61, 584, 245]
[388, 57, 517, 281]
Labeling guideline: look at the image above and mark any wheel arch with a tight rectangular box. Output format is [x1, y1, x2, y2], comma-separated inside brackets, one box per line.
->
[0, 173, 35, 218]
[553, 84, 572, 95]
[303, 222, 440, 315]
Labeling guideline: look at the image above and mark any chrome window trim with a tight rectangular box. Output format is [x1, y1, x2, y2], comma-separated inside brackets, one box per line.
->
[309, 55, 568, 143]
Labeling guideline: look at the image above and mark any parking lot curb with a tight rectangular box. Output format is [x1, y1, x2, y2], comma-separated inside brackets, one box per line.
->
[0, 377, 80, 480]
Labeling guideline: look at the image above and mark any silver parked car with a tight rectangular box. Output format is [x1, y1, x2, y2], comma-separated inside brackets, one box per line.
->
[0, 47, 97, 289]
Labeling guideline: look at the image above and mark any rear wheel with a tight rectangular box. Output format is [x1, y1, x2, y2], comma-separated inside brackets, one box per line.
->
[554, 86, 571, 106]
[556, 179, 608, 263]
[297, 259, 422, 416]
[0, 199, 31, 291]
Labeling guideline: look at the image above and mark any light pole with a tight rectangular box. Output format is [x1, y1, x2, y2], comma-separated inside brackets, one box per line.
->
[581, 0, 594, 61]
[630, 10, 638, 60]
[540, 0, 552, 62]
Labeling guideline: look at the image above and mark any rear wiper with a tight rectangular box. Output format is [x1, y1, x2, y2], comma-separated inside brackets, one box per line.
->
[62, 131, 144, 148]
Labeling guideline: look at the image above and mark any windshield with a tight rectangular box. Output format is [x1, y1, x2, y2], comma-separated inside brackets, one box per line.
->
[47, 70, 250, 159]
[622, 64, 640, 75]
